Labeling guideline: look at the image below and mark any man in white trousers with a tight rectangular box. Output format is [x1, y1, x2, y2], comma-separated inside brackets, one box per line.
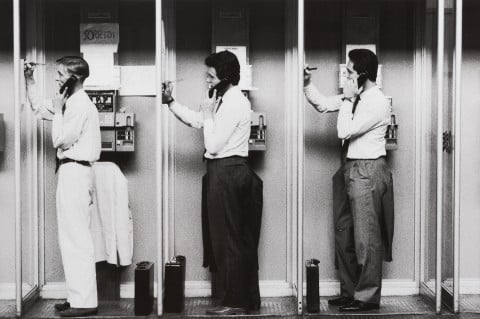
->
[24, 56, 101, 317]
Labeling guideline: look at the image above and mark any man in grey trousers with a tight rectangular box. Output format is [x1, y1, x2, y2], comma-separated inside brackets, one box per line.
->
[304, 49, 394, 312]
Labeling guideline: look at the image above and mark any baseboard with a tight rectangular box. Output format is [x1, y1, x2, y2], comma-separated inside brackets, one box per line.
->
[313, 279, 420, 296]
[40, 282, 160, 299]
[0, 283, 15, 299]
[458, 279, 480, 294]
[39, 279, 418, 299]
[31, 279, 480, 300]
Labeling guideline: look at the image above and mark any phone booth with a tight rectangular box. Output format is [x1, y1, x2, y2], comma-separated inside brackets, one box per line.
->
[6, 0, 480, 318]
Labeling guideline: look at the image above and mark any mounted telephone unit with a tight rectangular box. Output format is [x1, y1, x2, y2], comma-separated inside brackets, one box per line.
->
[86, 90, 135, 152]
[0, 113, 4, 153]
[385, 96, 398, 151]
[249, 112, 266, 151]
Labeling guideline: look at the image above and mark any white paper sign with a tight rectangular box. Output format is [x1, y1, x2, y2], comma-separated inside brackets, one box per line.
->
[80, 23, 120, 47]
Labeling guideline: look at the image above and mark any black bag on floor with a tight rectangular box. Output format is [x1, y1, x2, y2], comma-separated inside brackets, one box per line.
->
[306, 259, 320, 313]
[134, 261, 154, 315]
[164, 255, 186, 313]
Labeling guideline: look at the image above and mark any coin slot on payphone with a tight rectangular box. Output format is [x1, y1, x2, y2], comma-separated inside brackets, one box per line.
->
[115, 113, 135, 152]
[385, 96, 398, 150]
[249, 112, 266, 151]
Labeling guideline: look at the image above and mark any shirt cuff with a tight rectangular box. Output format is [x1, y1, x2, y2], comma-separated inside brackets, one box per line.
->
[303, 83, 314, 93]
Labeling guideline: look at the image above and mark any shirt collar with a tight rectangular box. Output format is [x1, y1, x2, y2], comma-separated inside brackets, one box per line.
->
[220, 85, 240, 103]
[359, 84, 379, 100]
[66, 89, 85, 105]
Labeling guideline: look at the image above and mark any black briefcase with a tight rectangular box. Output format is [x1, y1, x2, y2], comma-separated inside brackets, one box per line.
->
[164, 255, 186, 313]
[306, 259, 320, 313]
[134, 261, 154, 315]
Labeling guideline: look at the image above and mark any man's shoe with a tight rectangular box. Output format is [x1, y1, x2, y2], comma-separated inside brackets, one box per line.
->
[327, 296, 353, 307]
[206, 306, 247, 315]
[339, 300, 379, 312]
[59, 307, 98, 317]
[249, 302, 261, 311]
[54, 301, 70, 311]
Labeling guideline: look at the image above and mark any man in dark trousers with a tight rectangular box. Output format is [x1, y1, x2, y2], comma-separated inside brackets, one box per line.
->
[304, 49, 394, 312]
[162, 50, 263, 315]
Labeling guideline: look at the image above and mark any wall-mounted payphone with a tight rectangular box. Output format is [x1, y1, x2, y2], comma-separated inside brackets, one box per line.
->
[249, 112, 266, 151]
[0, 113, 4, 153]
[87, 90, 135, 152]
[385, 96, 398, 150]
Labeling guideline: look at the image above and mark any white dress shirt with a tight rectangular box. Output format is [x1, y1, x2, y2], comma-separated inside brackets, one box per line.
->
[337, 85, 389, 159]
[27, 85, 101, 163]
[168, 86, 251, 159]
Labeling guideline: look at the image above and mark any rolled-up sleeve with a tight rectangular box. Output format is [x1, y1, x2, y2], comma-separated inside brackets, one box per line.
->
[26, 84, 54, 121]
[168, 101, 204, 129]
[304, 83, 342, 113]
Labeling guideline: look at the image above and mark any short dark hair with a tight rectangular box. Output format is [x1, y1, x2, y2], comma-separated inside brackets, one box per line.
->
[56, 56, 89, 82]
[348, 49, 378, 82]
[205, 50, 240, 85]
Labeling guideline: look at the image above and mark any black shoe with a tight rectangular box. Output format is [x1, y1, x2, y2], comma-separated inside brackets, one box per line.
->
[327, 296, 353, 307]
[54, 301, 70, 311]
[339, 300, 379, 312]
[249, 299, 261, 311]
[249, 303, 261, 311]
[59, 307, 98, 317]
[206, 306, 247, 315]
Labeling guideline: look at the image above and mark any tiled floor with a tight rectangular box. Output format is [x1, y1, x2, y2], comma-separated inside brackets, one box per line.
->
[14, 296, 480, 318]
[0, 300, 15, 318]
[22, 299, 156, 318]
[461, 295, 480, 313]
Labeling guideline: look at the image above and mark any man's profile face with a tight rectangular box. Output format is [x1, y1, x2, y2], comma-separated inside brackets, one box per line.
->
[346, 60, 359, 81]
[206, 67, 221, 89]
[55, 64, 71, 89]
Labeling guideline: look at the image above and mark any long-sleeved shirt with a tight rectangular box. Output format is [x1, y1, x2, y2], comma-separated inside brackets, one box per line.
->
[168, 86, 251, 159]
[337, 85, 389, 159]
[304, 83, 342, 113]
[27, 84, 101, 162]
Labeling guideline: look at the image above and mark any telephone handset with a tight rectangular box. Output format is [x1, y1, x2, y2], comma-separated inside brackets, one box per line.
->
[357, 72, 368, 88]
[208, 79, 230, 98]
[59, 75, 78, 96]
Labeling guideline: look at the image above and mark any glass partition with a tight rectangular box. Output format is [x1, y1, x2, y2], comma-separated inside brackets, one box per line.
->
[459, 0, 480, 313]
[0, 0, 17, 317]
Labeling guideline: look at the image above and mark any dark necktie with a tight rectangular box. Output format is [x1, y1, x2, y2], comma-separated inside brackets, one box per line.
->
[341, 95, 361, 161]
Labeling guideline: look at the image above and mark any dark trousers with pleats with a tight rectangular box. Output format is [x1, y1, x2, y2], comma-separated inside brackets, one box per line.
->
[201, 156, 263, 309]
[332, 157, 393, 304]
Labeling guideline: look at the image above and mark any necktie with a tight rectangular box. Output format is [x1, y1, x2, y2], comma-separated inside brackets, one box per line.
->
[341, 95, 360, 161]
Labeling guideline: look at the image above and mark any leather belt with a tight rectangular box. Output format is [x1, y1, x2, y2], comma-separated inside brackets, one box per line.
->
[59, 158, 91, 167]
